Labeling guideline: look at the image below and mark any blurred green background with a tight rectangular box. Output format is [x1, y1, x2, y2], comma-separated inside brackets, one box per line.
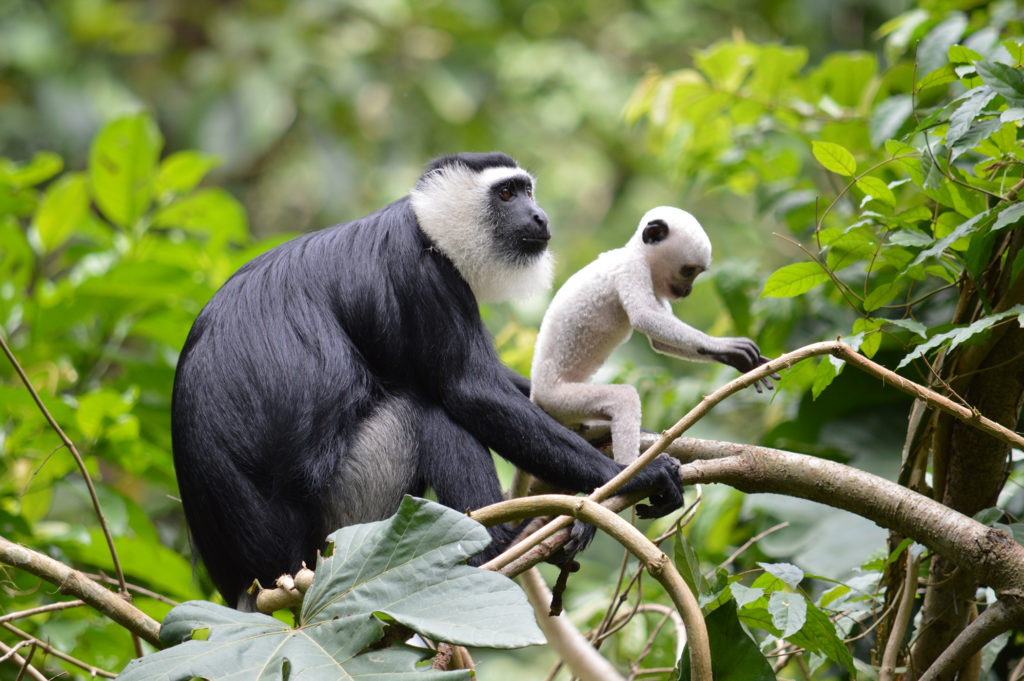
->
[1, 0, 900, 248]
[0, 0, 921, 678]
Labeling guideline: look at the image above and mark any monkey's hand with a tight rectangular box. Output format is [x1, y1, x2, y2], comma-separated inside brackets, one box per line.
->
[700, 337, 779, 393]
[619, 455, 685, 519]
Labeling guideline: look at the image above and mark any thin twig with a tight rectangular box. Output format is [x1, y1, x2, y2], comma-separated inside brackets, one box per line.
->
[0, 333, 141, 657]
[0, 641, 45, 681]
[13, 640, 35, 681]
[0, 600, 86, 625]
[2, 622, 117, 679]
[880, 552, 920, 681]
[717, 522, 790, 572]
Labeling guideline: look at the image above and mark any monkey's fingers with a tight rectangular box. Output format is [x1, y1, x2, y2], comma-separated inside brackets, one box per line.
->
[636, 496, 678, 519]
[755, 355, 782, 391]
[547, 521, 594, 568]
[565, 521, 596, 556]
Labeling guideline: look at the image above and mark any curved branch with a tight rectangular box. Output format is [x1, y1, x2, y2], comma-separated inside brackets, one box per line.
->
[917, 597, 1024, 681]
[470, 495, 712, 681]
[0, 535, 161, 648]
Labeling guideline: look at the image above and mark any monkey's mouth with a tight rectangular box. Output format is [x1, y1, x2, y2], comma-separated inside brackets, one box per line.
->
[519, 236, 550, 254]
[669, 283, 691, 298]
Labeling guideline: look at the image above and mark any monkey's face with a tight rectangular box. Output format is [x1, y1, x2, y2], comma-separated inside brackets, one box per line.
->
[488, 175, 551, 263]
[663, 262, 706, 299]
[635, 207, 712, 300]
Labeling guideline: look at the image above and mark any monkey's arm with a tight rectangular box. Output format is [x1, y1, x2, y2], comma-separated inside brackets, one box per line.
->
[502, 365, 531, 397]
[618, 274, 774, 389]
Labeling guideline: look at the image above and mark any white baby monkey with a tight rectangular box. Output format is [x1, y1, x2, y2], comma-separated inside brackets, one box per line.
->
[531, 206, 774, 465]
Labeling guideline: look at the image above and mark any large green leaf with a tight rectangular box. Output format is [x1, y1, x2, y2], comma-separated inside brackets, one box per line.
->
[677, 602, 776, 681]
[117, 498, 541, 680]
[304, 497, 544, 649]
[119, 603, 460, 681]
[89, 113, 163, 229]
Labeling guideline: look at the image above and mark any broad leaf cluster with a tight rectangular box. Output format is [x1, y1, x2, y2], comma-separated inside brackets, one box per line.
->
[117, 497, 543, 680]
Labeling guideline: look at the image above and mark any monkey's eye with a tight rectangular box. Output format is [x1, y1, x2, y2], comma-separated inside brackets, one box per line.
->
[500, 185, 514, 201]
[681, 265, 699, 278]
[526, 187, 533, 198]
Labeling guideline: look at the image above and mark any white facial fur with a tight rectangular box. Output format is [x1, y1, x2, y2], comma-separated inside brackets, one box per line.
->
[410, 164, 554, 302]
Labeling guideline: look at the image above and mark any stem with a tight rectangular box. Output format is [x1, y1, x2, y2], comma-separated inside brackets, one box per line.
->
[2, 622, 117, 679]
[520, 567, 625, 681]
[880, 552, 920, 681]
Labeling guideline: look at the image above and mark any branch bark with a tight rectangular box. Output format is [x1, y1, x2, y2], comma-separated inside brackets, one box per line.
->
[654, 437, 1024, 598]
[917, 597, 1024, 681]
[0, 535, 161, 648]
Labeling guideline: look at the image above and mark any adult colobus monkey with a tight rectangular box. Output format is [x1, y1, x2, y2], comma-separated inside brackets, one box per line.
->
[172, 153, 685, 609]
[531, 206, 774, 465]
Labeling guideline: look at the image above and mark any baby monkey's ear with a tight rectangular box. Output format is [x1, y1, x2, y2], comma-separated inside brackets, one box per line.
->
[642, 219, 670, 244]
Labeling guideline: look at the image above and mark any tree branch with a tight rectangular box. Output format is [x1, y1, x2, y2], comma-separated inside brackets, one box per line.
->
[471, 495, 711, 681]
[917, 597, 1024, 681]
[656, 437, 1024, 597]
[519, 567, 626, 681]
[1, 332, 142, 656]
[0, 535, 161, 648]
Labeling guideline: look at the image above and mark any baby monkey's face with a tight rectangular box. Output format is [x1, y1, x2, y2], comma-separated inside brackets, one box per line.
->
[634, 206, 712, 301]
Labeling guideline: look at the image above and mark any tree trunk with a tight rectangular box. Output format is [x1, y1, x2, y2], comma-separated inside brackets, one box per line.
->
[908, 229, 1024, 677]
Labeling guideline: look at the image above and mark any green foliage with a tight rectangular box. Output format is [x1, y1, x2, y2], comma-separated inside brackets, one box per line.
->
[1, 111, 265, 677]
[117, 498, 542, 680]
[629, 0, 1024, 386]
[630, 1, 1024, 675]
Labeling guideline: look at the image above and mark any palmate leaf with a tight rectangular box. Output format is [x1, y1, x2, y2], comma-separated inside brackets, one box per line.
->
[119, 605, 456, 681]
[118, 498, 542, 680]
[304, 497, 544, 649]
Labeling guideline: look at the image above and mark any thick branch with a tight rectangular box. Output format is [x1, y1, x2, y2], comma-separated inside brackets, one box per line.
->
[917, 597, 1024, 681]
[0, 536, 161, 648]
[656, 437, 1024, 597]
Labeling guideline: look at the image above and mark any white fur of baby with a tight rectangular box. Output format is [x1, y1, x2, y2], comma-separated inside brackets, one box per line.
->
[531, 206, 767, 464]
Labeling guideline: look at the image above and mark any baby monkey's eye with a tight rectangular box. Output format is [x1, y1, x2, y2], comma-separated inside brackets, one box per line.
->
[500, 185, 514, 200]
[680, 265, 700, 278]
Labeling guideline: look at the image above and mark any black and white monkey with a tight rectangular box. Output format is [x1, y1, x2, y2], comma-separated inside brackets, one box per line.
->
[171, 153, 685, 609]
[531, 206, 773, 465]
